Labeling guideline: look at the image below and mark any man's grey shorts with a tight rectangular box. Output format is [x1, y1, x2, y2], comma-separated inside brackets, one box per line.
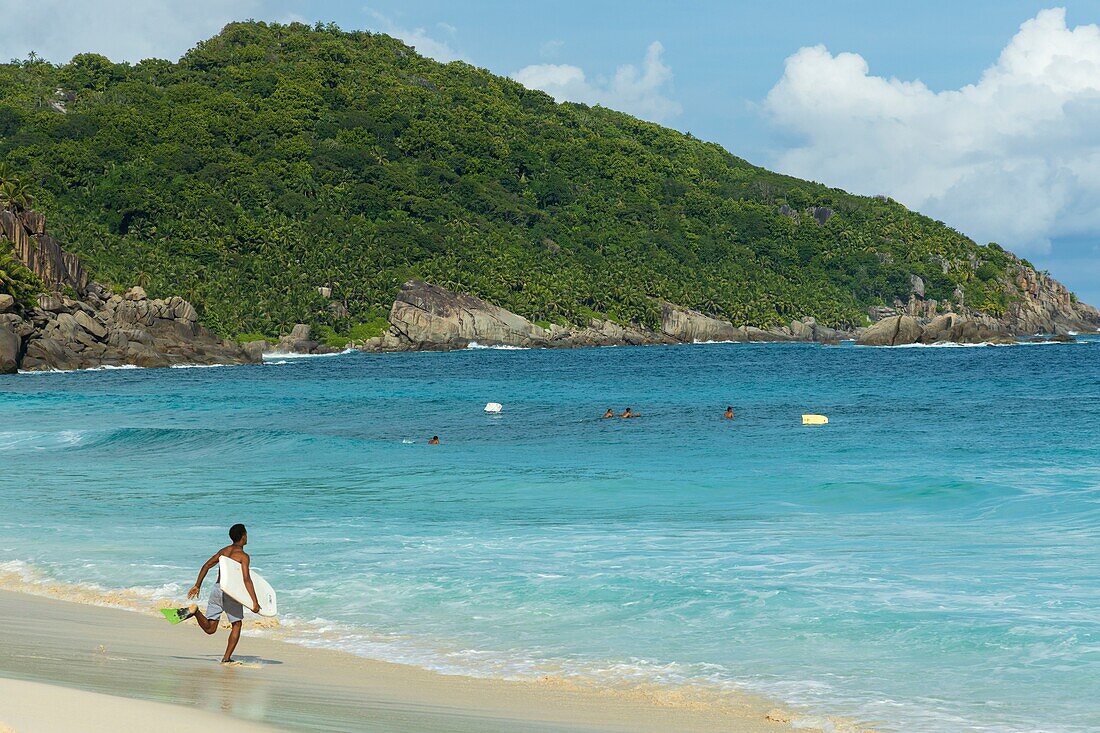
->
[206, 587, 244, 624]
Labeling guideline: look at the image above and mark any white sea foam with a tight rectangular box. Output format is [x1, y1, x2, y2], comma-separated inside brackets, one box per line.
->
[886, 341, 1012, 348]
[863, 338, 1088, 349]
[18, 361, 254, 374]
[58, 430, 86, 445]
[262, 348, 356, 360]
[250, 612, 736, 689]
[17, 363, 145, 375]
[465, 342, 527, 350]
[853, 340, 1004, 349]
[0, 555, 1054, 733]
[0, 429, 89, 451]
[690, 339, 814, 345]
[0, 432, 33, 450]
[1, 559, 216, 615]
[1017, 339, 1077, 346]
[0, 560, 757, 704]
[0, 559, 36, 581]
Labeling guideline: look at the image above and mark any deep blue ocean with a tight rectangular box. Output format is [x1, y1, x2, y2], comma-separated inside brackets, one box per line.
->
[2, 340, 1098, 732]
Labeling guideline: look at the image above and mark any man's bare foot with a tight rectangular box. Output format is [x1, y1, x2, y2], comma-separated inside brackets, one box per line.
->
[221, 659, 242, 666]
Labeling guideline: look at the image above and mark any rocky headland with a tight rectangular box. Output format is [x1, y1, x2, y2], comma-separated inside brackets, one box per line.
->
[4, 208, 1098, 372]
[0, 208, 259, 373]
[341, 273, 1099, 354]
[853, 268, 1100, 346]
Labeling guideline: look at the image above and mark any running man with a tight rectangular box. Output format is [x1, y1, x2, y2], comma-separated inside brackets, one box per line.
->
[162, 523, 259, 664]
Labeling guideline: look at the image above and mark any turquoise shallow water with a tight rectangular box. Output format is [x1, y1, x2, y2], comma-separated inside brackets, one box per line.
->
[2, 340, 1099, 732]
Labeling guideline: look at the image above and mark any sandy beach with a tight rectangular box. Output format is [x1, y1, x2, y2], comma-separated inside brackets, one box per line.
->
[0, 589, 839, 733]
[0, 677, 281, 733]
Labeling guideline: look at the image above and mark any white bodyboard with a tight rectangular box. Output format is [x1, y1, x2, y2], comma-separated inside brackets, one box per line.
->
[218, 555, 278, 617]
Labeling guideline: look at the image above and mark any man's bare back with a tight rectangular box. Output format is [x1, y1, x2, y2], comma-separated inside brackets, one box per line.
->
[214, 543, 250, 572]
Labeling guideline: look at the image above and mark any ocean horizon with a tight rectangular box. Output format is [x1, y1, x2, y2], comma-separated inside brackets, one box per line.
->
[2, 339, 1099, 732]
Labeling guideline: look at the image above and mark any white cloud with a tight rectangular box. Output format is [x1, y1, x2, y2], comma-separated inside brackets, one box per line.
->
[366, 10, 466, 63]
[512, 41, 682, 123]
[764, 7, 1100, 253]
[0, 0, 260, 63]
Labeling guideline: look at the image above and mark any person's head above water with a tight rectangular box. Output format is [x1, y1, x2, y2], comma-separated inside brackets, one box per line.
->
[229, 523, 247, 545]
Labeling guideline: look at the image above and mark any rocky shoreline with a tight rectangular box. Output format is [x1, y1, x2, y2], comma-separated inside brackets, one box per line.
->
[4, 205, 1099, 373]
[0, 208, 258, 373]
[351, 281, 843, 352]
[0, 283, 260, 374]
[333, 279, 1098, 354]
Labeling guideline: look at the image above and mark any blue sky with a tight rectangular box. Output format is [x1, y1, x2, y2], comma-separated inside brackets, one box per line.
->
[348, 1, 1049, 150]
[2, 1, 1099, 304]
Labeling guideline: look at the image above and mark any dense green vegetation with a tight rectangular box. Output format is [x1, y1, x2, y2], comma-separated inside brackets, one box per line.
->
[0, 248, 44, 307]
[0, 164, 46, 307]
[0, 22, 1024, 336]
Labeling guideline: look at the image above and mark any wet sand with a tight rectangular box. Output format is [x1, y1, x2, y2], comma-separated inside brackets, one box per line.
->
[0, 589, 837, 733]
[0, 677, 280, 732]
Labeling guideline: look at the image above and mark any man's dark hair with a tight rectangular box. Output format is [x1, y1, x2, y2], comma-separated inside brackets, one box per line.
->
[229, 523, 247, 542]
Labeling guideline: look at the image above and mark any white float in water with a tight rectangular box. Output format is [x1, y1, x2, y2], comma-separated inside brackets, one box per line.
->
[484, 402, 503, 413]
[802, 414, 828, 425]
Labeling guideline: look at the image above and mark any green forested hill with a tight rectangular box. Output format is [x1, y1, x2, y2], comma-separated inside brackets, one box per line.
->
[0, 21, 1024, 338]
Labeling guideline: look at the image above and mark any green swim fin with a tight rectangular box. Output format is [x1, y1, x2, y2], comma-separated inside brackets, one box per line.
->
[160, 607, 193, 625]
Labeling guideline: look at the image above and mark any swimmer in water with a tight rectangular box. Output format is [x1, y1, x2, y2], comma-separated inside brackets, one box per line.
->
[724, 406, 735, 419]
[621, 407, 635, 418]
[603, 408, 614, 419]
[428, 436, 440, 445]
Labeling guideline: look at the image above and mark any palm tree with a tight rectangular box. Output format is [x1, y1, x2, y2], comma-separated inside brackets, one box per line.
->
[0, 162, 36, 211]
[0, 251, 46, 306]
[0, 180, 32, 211]
[14, 181, 33, 210]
